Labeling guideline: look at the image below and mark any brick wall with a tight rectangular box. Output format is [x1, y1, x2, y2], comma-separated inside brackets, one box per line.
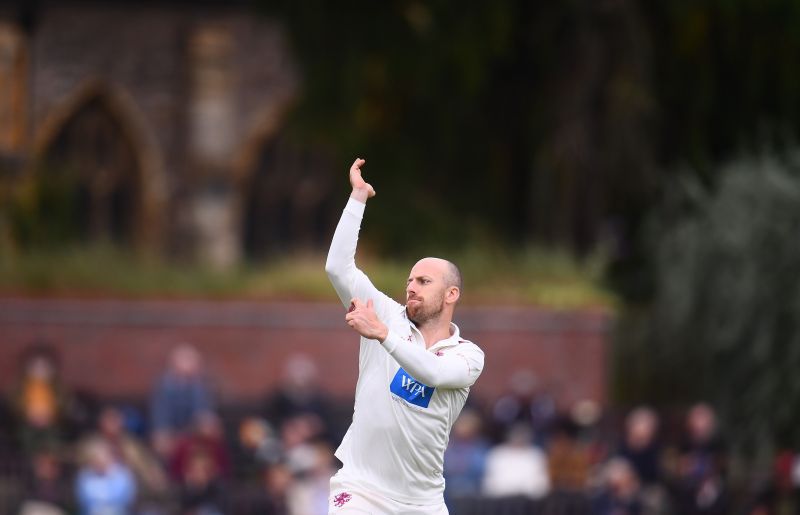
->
[0, 297, 611, 407]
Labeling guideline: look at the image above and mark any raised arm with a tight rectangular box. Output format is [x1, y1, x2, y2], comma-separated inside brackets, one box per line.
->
[326, 159, 397, 314]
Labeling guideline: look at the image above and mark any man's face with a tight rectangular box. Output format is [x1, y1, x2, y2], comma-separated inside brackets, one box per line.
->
[405, 258, 448, 325]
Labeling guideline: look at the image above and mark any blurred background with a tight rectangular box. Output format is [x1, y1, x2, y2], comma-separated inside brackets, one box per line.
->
[0, 0, 799, 514]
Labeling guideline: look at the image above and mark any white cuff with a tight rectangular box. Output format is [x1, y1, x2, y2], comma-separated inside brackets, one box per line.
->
[344, 197, 366, 218]
[380, 330, 403, 353]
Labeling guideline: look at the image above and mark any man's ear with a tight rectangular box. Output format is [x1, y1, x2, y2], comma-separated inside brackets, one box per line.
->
[446, 286, 460, 305]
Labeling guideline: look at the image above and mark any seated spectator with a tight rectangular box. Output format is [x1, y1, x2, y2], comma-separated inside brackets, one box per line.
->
[619, 407, 662, 486]
[78, 406, 168, 507]
[672, 403, 729, 515]
[548, 416, 591, 492]
[482, 423, 550, 499]
[618, 406, 667, 513]
[150, 344, 215, 461]
[10, 344, 76, 456]
[444, 408, 490, 497]
[266, 354, 333, 441]
[17, 447, 73, 515]
[280, 414, 327, 476]
[237, 417, 283, 482]
[591, 458, 643, 515]
[262, 462, 293, 515]
[75, 438, 137, 515]
[170, 411, 231, 483]
[179, 451, 225, 515]
[491, 369, 556, 446]
[286, 440, 335, 515]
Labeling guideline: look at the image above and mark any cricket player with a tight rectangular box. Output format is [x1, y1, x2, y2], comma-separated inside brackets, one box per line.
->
[325, 158, 485, 514]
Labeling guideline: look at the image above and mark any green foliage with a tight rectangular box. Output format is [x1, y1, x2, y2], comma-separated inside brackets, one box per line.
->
[613, 156, 800, 451]
[0, 245, 613, 308]
[261, 0, 800, 260]
[261, 0, 654, 254]
[8, 164, 85, 248]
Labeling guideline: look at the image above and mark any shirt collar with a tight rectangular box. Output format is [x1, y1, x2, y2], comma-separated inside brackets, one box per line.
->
[401, 304, 462, 350]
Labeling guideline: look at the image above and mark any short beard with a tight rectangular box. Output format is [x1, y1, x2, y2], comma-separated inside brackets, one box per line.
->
[407, 291, 445, 326]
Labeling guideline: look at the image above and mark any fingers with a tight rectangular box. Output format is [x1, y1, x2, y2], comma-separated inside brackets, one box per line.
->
[351, 158, 366, 171]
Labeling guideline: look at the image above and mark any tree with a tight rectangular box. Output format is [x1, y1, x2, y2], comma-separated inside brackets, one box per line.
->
[614, 156, 800, 452]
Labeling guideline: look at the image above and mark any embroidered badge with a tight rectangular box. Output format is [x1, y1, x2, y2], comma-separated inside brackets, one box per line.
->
[333, 492, 352, 507]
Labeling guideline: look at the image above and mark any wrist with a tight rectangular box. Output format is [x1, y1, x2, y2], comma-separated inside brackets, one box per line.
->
[350, 188, 370, 203]
[379, 329, 398, 352]
[377, 325, 389, 343]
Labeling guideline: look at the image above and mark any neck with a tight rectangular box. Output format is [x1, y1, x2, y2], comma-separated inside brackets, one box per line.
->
[415, 316, 453, 349]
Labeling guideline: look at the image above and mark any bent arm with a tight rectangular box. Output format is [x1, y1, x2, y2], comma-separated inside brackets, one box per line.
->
[326, 158, 397, 313]
[380, 331, 484, 389]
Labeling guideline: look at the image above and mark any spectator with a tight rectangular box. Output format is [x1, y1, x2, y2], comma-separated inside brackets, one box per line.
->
[619, 407, 662, 485]
[10, 344, 76, 455]
[150, 344, 215, 461]
[78, 406, 168, 507]
[491, 370, 556, 446]
[17, 447, 72, 515]
[75, 438, 137, 515]
[548, 416, 592, 492]
[261, 462, 293, 515]
[286, 440, 335, 515]
[266, 354, 333, 441]
[591, 458, 643, 515]
[618, 406, 667, 514]
[237, 416, 282, 482]
[179, 451, 225, 515]
[170, 411, 231, 483]
[482, 423, 550, 499]
[444, 408, 490, 498]
[672, 403, 729, 515]
[280, 414, 327, 476]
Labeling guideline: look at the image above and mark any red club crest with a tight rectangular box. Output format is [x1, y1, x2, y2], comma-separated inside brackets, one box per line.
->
[333, 492, 352, 507]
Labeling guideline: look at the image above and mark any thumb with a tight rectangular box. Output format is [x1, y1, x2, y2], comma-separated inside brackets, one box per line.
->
[366, 299, 374, 310]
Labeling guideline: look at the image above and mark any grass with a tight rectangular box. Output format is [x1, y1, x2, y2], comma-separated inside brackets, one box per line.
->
[0, 244, 616, 309]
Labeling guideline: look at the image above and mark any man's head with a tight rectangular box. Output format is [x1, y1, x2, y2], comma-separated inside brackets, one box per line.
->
[405, 257, 461, 326]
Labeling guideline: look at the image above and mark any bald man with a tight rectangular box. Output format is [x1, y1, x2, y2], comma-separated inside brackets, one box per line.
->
[325, 158, 485, 514]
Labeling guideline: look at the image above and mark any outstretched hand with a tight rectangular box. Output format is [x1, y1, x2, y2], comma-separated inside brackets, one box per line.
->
[349, 158, 375, 202]
[345, 298, 388, 342]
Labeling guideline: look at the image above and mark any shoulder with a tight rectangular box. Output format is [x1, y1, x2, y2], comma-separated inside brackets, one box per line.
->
[451, 338, 485, 372]
[455, 338, 484, 357]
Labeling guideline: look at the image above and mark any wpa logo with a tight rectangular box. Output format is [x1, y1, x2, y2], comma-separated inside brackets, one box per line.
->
[390, 368, 435, 408]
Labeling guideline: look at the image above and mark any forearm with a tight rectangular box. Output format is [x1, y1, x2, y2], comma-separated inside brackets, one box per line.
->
[380, 331, 474, 388]
[325, 196, 367, 306]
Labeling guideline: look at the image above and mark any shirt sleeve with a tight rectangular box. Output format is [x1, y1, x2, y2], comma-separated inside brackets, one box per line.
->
[380, 330, 485, 389]
[325, 197, 399, 318]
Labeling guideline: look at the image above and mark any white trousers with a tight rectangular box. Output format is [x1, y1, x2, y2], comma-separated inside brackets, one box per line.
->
[328, 474, 449, 515]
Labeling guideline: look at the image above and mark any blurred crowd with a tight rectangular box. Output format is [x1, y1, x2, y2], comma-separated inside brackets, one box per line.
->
[1, 343, 797, 515]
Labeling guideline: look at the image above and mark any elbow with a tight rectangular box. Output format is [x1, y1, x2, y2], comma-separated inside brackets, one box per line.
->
[325, 263, 343, 285]
[324, 256, 339, 279]
[415, 369, 446, 389]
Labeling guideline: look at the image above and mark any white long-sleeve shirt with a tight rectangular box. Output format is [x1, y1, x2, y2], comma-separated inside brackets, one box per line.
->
[325, 198, 485, 505]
